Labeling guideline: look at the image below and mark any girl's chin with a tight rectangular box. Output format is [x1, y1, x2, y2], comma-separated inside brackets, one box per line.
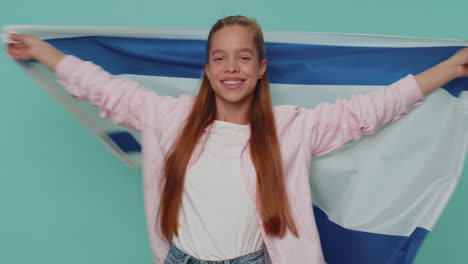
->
[215, 94, 253, 105]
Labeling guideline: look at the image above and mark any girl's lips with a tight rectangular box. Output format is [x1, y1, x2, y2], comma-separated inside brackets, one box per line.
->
[221, 79, 244, 89]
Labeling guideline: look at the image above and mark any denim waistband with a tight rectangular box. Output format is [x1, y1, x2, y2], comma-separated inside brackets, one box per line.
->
[165, 242, 266, 264]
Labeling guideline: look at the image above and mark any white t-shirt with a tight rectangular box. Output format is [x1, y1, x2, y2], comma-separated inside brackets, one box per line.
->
[172, 120, 264, 260]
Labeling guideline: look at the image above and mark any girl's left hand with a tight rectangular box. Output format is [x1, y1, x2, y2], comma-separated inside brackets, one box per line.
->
[415, 47, 468, 96]
[449, 47, 468, 78]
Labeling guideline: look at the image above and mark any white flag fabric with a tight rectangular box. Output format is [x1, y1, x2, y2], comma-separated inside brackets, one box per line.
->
[3, 25, 468, 264]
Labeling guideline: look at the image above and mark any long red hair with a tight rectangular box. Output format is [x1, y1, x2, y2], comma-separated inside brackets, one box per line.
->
[158, 15, 298, 241]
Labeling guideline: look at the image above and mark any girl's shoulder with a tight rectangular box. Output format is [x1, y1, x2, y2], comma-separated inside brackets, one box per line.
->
[273, 104, 306, 130]
[273, 104, 303, 120]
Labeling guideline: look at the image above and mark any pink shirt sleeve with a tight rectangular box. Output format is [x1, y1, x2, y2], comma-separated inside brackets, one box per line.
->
[56, 55, 196, 133]
[297, 75, 424, 157]
[55, 55, 149, 131]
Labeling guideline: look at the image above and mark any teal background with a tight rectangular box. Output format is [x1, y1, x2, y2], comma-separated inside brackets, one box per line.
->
[0, 0, 466, 263]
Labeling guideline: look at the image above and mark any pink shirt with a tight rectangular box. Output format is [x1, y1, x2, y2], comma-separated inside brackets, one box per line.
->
[56, 55, 424, 264]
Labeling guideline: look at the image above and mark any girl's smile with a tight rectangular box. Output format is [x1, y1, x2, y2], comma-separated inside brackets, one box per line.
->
[221, 77, 245, 89]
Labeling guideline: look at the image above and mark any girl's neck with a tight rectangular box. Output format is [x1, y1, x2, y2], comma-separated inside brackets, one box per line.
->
[214, 97, 251, 125]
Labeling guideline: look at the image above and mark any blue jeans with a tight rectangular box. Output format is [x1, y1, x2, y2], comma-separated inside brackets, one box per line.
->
[163, 243, 266, 264]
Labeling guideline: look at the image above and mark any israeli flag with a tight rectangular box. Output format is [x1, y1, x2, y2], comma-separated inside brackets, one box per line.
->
[4, 25, 468, 264]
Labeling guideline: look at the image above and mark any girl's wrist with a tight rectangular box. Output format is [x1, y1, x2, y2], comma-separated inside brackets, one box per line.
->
[29, 39, 50, 61]
[33, 41, 66, 72]
[439, 58, 462, 80]
[446, 52, 468, 79]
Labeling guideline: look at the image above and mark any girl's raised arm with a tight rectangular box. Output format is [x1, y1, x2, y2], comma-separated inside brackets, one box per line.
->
[7, 34, 193, 132]
[296, 48, 468, 157]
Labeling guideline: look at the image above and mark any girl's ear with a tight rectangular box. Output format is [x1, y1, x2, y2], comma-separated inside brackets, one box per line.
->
[258, 59, 267, 79]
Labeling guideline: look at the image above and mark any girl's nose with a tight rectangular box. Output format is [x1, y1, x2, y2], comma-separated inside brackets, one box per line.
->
[225, 58, 240, 73]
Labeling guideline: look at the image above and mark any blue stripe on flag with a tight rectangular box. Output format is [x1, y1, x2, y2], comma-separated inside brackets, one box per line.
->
[45, 36, 468, 97]
[313, 206, 428, 264]
[107, 131, 141, 153]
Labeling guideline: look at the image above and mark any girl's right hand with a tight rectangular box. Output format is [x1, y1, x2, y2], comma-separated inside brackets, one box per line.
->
[6, 33, 65, 72]
[7, 34, 45, 61]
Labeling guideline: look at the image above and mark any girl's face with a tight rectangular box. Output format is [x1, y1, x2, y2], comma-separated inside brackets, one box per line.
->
[205, 25, 266, 108]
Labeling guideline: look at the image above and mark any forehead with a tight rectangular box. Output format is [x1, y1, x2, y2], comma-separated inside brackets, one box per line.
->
[209, 25, 256, 53]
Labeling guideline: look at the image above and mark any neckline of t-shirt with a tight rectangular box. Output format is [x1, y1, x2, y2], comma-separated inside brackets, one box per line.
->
[213, 120, 249, 128]
[212, 120, 250, 136]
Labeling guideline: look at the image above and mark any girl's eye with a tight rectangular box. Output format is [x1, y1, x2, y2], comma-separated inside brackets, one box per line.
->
[241, 56, 250, 61]
[213, 57, 223, 61]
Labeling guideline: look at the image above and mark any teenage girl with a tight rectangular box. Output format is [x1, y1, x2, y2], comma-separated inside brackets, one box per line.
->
[7, 16, 468, 264]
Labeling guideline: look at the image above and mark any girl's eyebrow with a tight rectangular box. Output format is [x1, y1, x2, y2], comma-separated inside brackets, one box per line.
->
[210, 48, 254, 56]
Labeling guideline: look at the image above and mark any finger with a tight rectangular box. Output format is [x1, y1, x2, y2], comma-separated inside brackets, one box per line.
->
[7, 43, 19, 52]
[7, 33, 23, 44]
[10, 33, 33, 46]
[6, 43, 28, 60]
[9, 33, 22, 41]
[12, 43, 25, 48]
[8, 49, 28, 61]
[9, 43, 25, 50]
[6, 48, 20, 60]
[2, 32, 20, 44]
